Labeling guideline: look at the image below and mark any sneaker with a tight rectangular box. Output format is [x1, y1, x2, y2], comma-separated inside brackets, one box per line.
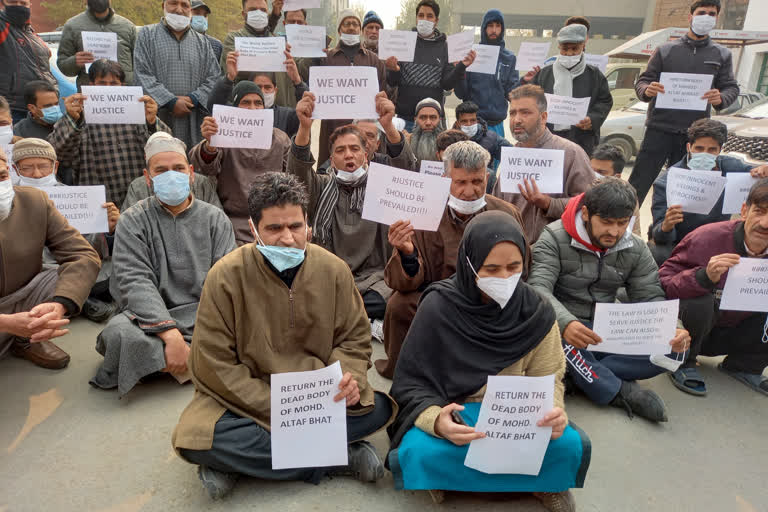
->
[197, 465, 238, 500]
[611, 381, 668, 422]
[370, 319, 384, 343]
[82, 297, 117, 323]
[533, 490, 576, 512]
[329, 441, 384, 482]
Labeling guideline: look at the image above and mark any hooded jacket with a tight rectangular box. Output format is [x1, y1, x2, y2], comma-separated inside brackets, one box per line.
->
[454, 10, 521, 125]
[451, 116, 512, 163]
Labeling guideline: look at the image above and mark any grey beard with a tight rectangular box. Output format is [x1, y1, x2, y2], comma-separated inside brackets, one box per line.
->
[514, 123, 544, 143]
[411, 126, 440, 161]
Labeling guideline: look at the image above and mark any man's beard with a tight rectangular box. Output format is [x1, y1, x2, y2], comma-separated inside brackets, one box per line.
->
[585, 218, 617, 250]
[411, 122, 445, 161]
[514, 121, 543, 143]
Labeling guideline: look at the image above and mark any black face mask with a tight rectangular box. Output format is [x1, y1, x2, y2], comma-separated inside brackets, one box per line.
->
[4, 5, 31, 26]
[87, 0, 110, 14]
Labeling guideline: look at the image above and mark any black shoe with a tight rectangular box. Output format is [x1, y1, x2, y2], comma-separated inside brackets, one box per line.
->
[611, 381, 668, 422]
[328, 441, 384, 482]
[198, 465, 238, 500]
[82, 297, 117, 323]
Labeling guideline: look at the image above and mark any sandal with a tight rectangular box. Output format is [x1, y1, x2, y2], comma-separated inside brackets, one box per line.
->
[718, 364, 768, 396]
[668, 367, 707, 396]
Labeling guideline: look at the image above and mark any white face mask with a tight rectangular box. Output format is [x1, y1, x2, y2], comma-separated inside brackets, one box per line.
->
[416, 19, 435, 37]
[460, 123, 479, 137]
[0, 179, 15, 221]
[467, 256, 521, 309]
[650, 352, 685, 372]
[165, 12, 191, 31]
[557, 53, 582, 69]
[335, 165, 367, 183]
[247, 9, 269, 30]
[18, 173, 57, 188]
[691, 14, 716, 36]
[0, 125, 12, 145]
[339, 32, 361, 46]
[448, 194, 486, 215]
[262, 91, 276, 108]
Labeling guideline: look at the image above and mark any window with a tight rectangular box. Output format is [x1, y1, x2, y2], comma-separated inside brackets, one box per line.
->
[605, 67, 641, 90]
[757, 54, 768, 96]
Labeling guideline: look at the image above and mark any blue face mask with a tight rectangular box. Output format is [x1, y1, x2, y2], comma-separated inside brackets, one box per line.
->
[253, 222, 307, 272]
[41, 105, 63, 125]
[688, 152, 718, 171]
[190, 15, 208, 33]
[152, 170, 190, 206]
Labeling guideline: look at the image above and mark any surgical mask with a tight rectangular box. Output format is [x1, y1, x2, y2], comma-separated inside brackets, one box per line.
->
[247, 10, 269, 30]
[190, 15, 208, 33]
[335, 165, 367, 183]
[18, 173, 57, 188]
[339, 32, 361, 46]
[557, 53, 582, 69]
[416, 20, 435, 37]
[0, 125, 12, 145]
[460, 123, 478, 137]
[4, 5, 31, 26]
[262, 91, 276, 108]
[165, 12, 191, 31]
[448, 194, 486, 215]
[0, 179, 15, 221]
[152, 170, 190, 206]
[253, 222, 307, 272]
[650, 352, 685, 372]
[688, 152, 717, 171]
[467, 256, 521, 309]
[691, 14, 716, 37]
[42, 105, 63, 125]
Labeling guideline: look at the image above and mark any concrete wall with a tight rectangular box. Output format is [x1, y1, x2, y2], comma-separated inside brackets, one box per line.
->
[736, 1, 768, 92]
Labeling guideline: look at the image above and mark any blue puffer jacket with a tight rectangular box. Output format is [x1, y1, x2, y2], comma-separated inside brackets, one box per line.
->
[454, 9, 520, 125]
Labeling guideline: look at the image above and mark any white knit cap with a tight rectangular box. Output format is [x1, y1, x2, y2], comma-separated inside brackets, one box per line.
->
[144, 132, 188, 164]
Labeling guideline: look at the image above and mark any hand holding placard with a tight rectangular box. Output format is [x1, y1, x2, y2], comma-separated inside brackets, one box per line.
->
[235, 37, 287, 72]
[720, 258, 768, 312]
[209, 105, 274, 149]
[378, 30, 417, 62]
[591, 300, 680, 355]
[665, 167, 727, 215]
[655, 72, 713, 111]
[309, 66, 379, 120]
[80, 86, 146, 125]
[516, 42, 551, 71]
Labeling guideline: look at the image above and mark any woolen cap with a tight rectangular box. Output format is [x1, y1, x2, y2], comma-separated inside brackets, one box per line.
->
[557, 24, 587, 44]
[12, 138, 57, 164]
[144, 132, 187, 163]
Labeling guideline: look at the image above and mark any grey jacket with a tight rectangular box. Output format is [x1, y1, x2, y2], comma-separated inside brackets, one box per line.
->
[528, 215, 665, 333]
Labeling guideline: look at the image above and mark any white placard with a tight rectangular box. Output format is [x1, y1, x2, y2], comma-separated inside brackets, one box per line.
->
[270, 361, 347, 470]
[3, 144, 16, 183]
[309, 66, 379, 120]
[498, 147, 564, 194]
[419, 160, 444, 177]
[283, 0, 321, 10]
[361, 162, 451, 231]
[378, 30, 417, 62]
[447, 30, 475, 63]
[590, 300, 679, 356]
[665, 167, 727, 215]
[466, 44, 500, 75]
[544, 94, 590, 126]
[720, 259, 768, 313]
[210, 105, 274, 150]
[464, 375, 554, 475]
[82, 31, 118, 72]
[80, 85, 145, 125]
[723, 172, 759, 214]
[285, 24, 326, 58]
[39, 185, 109, 234]
[655, 72, 713, 111]
[585, 53, 609, 73]
[235, 37, 287, 72]
[515, 42, 551, 71]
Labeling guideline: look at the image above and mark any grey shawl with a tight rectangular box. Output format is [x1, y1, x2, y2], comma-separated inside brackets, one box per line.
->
[552, 54, 587, 131]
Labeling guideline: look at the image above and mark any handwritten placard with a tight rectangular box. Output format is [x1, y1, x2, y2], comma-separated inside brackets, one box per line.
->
[39, 185, 109, 234]
[722, 172, 759, 214]
[545, 94, 590, 126]
[585, 53, 609, 73]
[447, 30, 474, 63]
[81, 85, 145, 125]
[655, 72, 713, 111]
[235, 37, 287, 72]
[283, 0, 321, 10]
[285, 24, 326, 58]
[378, 30, 417, 62]
[665, 167, 727, 215]
[515, 42, 551, 71]
[309, 66, 379, 120]
[82, 31, 118, 72]
[419, 160, 444, 176]
[720, 258, 768, 313]
[466, 44, 500, 75]
[210, 105, 274, 149]
[498, 146, 564, 194]
[591, 300, 679, 356]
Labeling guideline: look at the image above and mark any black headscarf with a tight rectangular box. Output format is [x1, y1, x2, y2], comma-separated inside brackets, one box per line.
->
[387, 211, 556, 448]
[230, 81, 264, 107]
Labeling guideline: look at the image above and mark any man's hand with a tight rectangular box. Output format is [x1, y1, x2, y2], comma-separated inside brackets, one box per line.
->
[705, 253, 740, 284]
[388, 220, 415, 255]
[284, 50, 302, 85]
[27, 302, 69, 342]
[200, 116, 219, 151]
[669, 328, 691, 353]
[375, 91, 401, 144]
[385, 56, 400, 72]
[64, 93, 87, 121]
[537, 407, 567, 440]
[102, 202, 120, 233]
[0, 307, 69, 342]
[661, 205, 684, 233]
[271, 0, 283, 16]
[159, 328, 190, 375]
[139, 95, 158, 125]
[461, 49, 477, 67]
[645, 82, 665, 98]
[563, 321, 602, 350]
[521, 66, 540, 84]
[173, 96, 194, 117]
[750, 165, 768, 178]
[334, 372, 360, 407]
[75, 51, 95, 68]
[296, 91, 316, 129]
[225, 51, 239, 81]
[701, 88, 722, 107]
[434, 404, 485, 446]
[518, 178, 551, 211]
[575, 117, 592, 131]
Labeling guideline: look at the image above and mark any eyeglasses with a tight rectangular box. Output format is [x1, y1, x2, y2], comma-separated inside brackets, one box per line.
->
[340, 21, 361, 29]
[18, 163, 55, 173]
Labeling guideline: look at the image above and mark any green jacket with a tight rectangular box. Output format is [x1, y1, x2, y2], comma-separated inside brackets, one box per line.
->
[57, 8, 138, 88]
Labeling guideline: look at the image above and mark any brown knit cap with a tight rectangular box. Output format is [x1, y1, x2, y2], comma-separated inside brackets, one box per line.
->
[12, 138, 57, 164]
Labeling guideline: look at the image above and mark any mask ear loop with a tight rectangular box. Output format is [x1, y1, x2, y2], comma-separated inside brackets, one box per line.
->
[762, 316, 768, 344]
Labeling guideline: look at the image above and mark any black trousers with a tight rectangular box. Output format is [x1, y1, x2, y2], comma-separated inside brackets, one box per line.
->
[362, 290, 386, 320]
[628, 127, 688, 206]
[679, 295, 768, 374]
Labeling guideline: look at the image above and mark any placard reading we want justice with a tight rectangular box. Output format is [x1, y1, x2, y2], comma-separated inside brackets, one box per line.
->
[81, 86, 145, 125]
[498, 147, 564, 194]
[210, 105, 274, 149]
[309, 66, 379, 120]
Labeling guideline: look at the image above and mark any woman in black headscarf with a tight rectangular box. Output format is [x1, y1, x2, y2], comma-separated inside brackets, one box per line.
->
[387, 211, 590, 511]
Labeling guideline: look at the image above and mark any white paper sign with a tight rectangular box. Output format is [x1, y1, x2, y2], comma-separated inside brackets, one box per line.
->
[464, 375, 554, 475]
[309, 66, 379, 120]
[585, 53, 609, 73]
[81, 85, 145, 125]
[515, 42, 551, 71]
[361, 162, 451, 231]
[720, 259, 768, 312]
[655, 72, 713, 111]
[39, 186, 109, 234]
[283, 0, 321, 10]
[270, 361, 347, 470]
[210, 105, 274, 150]
[378, 30, 417, 62]
[447, 30, 474, 63]
[235, 37, 287, 72]
[419, 160, 444, 177]
[3, 144, 16, 183]
[544, 94, 590, 126]
[591, 300, 679, 356]
[498, 147, 564, 194]
[285, 24, 326, 58]
[466, 44, 500, 75]
[723, 172, 759, 214]
[82, 31, 118, 72]
[665, 167, 727, 215]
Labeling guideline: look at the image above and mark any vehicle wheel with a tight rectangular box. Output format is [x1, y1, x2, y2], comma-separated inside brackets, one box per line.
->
[603, 137, 634, 162]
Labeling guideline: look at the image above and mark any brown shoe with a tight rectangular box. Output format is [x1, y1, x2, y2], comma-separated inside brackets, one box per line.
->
[10, 339, 70, 369]
[533, 490, 576, 512]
